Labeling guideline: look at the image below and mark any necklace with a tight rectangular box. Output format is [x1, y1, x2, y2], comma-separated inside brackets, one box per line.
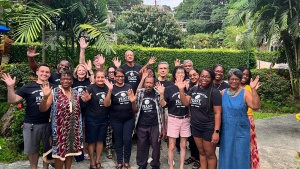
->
[227, 88, 238, 96]
[214, 81, 223, 90]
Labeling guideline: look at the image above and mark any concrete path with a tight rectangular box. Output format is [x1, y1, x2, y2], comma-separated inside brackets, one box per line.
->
[0, 114, 300, 169]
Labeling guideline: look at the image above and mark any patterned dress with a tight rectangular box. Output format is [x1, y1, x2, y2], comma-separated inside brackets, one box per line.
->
[244, 85, 260, 169]
[50, 86, 83, 161]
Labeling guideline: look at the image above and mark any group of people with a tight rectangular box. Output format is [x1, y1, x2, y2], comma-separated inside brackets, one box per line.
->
[1, 37, 261, 169]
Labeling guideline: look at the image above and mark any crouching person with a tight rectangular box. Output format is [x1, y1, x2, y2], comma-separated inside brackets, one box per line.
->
[131, 76, 166, 169]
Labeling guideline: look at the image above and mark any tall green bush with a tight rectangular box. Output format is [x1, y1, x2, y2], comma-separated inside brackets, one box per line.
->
[10, 44, 257, 71]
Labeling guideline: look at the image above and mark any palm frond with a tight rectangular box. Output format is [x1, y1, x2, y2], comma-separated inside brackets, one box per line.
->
[12, 2, 61, 43]
[74, 22, 115, 55]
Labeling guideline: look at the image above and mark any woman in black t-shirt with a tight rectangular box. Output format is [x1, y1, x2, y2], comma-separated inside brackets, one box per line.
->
[213, 64, 229, 91]
[110, 68, 135, 169]
[178, 68, 222, 169]
[81, 70, 113, 169]
[157, 66, 190, 169]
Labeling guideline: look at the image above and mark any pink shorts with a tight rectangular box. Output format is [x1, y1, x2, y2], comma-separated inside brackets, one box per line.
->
[167, 115, 191, 138]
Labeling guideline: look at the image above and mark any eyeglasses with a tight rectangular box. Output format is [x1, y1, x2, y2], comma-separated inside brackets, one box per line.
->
[108, 71, 114, 74]
[61, 78, 72, 81]
[115, 76, 125, 79]
[229, 78, 240, 82]
[200, 75, 211, 79]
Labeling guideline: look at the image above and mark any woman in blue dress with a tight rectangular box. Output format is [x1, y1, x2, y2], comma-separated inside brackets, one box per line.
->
[219, 68, 261, 169]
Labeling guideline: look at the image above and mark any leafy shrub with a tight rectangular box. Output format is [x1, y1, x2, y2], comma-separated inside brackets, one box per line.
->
[10, 44, 257, 72]
[255, 51, 280, 62]
[0, 102, 9, 118]
[0, 137, 27, 162]
[10, 103, 26, 151]
[252, 69, 299, 113]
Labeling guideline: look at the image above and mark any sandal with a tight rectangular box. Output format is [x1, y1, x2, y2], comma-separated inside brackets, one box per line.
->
[96, 163, 104, 169]
[114, 164, 123, 169]
[184, 157, 195, 165]
[84, 154, 90, 160]
[107, 151, 113, 159]
[192, 161, 200, 169]
[124, 163, 131, 169]
[89, 164, 97, 169]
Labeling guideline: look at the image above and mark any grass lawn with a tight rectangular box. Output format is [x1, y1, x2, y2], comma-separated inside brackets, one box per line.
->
[254, 112, 284, 120]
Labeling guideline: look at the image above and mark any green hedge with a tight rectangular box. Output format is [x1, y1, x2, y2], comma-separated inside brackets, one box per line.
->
[255, 51, 280, 62]
[10, 44, 256, 71]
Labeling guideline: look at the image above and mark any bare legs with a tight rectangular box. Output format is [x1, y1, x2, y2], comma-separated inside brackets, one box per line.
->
[168, 137, 187, 169]
[194, 137, 217, 169]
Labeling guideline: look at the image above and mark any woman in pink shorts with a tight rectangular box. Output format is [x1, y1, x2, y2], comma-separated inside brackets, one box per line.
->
[157, 66, 190, 169]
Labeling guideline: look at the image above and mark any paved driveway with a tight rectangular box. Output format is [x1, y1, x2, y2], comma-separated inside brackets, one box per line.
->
[0, 114, 299, 169]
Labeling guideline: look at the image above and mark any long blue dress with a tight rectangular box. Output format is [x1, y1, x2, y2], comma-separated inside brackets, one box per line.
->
[219, 89, 250, 169]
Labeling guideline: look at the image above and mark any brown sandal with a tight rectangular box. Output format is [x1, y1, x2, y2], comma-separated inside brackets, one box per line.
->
[114, 164, 123, 169]
[124, 163, 131, 169]
[89, 164, 97, 169]
[96, 163, 104, 169]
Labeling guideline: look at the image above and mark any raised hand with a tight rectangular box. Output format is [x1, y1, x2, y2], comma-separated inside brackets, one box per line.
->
[104, 79, 113, 90]
[1, 73, 16, 87]
[85, 60, 92, 71]
[127, 89, 136, 103]
[112, 57, 121, 68]
[147, 56, 156, 65]
[40, 82, 52, 98]
[27, 46, 40, 58]
[78, 37, 89, 49]
[175, 76, 185, 90]
[250, 76, 260, 90]
[141, 68, 149, 79]
[98, 54, 105, 65]
[174, 59, 181, 66]
[156, 82, 165, 94]
[81, 90, 92, 102]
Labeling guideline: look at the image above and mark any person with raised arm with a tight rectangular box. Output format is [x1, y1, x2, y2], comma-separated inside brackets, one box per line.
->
[27, 46, 69, 85]
[39, 71, 83, 169]
[1, 64, 55, 169]
[80, 70, 114, 169]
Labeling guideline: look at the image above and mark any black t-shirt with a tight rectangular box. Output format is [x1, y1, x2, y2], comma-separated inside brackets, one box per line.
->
[120, 64, 142, 93]
[85, 84, 109, 118]
[110, 83, 133, 121]
[188, 86, 222, 130]
[138, 91, 158, 127]
[213, 81, 229, 92]
[159, 80, 173, 88]
[72, 78, 90, 97]
[16, 82, 57, 124]
[164, 84, 188, 116]
[48, 72, 61, 85]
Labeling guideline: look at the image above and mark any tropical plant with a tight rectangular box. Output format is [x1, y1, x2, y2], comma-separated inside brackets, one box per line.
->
[118, 5, 183, 48]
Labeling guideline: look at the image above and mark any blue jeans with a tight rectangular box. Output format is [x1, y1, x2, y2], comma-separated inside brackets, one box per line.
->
[110, 118, 135, 164]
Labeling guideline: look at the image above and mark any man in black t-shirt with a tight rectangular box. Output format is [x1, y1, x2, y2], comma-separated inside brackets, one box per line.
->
[113, 50, 156, 93]
[2, 64, 55, 169]
[134, 76, 166, 169]
[27, 46, 70, 85]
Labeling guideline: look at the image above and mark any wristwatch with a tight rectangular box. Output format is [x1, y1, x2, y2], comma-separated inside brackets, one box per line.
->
[215, 130, 220, 134]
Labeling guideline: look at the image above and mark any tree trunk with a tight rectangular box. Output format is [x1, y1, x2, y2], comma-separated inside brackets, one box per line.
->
[281, 30, 300, 99]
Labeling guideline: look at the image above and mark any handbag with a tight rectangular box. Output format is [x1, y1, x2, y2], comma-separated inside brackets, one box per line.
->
[74, 149, 84, 162]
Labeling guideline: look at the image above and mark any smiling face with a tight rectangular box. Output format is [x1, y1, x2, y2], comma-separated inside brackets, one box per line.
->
[228, 74, 241, 89]
[125, 50, 134, 63]
[214, 66, 225, 81]
[189, 69, 199, 85]
[199, 70, 212, 88]
[107, 67, 115, 80]
[241, 69, 250, 85]
[144, 77, 154, 93]
[95, 71, 106, 86]
[60, 74, 73, 89]
[36, 66, 51, 82]
[114, 71, 125, 85]
[57, 60, 70, 74]
[76, 65, 87, 79]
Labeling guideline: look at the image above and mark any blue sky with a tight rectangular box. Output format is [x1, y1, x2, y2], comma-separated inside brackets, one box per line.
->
[143, 0, 183, 9]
